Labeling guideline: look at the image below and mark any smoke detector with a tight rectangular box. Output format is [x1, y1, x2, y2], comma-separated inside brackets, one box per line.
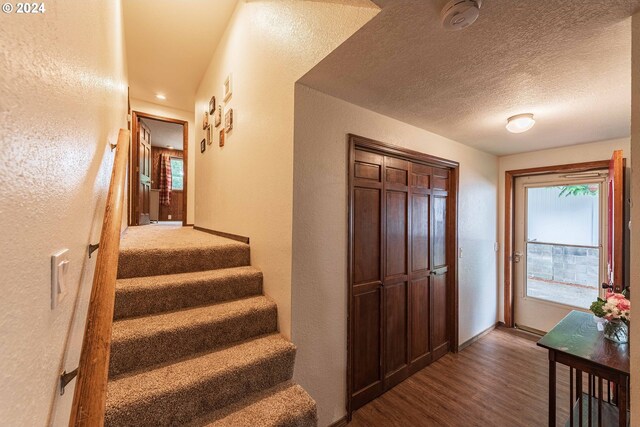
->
[441, 0, 482, 31]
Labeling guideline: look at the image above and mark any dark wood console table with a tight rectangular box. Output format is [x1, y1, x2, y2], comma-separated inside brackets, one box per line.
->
[537, 311, 629, 427]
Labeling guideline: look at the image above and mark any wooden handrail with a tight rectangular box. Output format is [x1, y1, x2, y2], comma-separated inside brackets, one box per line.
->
[69, 129, 130, 426]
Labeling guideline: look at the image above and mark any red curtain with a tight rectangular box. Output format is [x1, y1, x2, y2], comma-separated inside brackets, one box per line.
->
[159, 154, 172, 206]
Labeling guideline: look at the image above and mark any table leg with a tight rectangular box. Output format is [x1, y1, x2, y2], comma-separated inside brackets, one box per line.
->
[577, 370, 582, 426]
[619, 376, 628, 427]
[549, 353, 556, 427]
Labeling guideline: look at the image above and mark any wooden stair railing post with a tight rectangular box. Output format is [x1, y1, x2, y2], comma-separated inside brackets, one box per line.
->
[69, 129, 130, 426]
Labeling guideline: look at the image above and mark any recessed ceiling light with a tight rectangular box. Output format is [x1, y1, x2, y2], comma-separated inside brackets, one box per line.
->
[166, 145, 174, 149]
[156, 94, 166, 100]
[506, 113, 535, 133]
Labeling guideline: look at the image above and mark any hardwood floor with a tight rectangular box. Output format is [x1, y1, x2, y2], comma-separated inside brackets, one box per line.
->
[349, 326, 571, 427]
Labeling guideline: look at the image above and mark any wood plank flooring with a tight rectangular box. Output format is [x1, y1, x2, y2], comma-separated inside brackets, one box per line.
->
[350, 326, 570, 427]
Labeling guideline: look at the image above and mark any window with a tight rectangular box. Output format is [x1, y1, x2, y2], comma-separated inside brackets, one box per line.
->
[525, 182, 602, 309]
[170, 157, 184, 190]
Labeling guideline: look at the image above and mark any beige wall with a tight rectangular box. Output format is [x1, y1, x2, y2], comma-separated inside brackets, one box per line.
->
[194, 0, 378, 338]
[0, 1, 128, 426]
[130, 98, 196, 225]
[630, 11, 640, 426]
[497, 138, 631, 322]
[291, 85, 499, 426]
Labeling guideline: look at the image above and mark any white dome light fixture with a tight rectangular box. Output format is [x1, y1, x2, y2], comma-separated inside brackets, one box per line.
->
[506, 113, 536, 133]
[441, 0, 483, 31]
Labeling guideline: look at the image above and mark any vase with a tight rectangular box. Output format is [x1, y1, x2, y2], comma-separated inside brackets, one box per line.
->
[603, 319, 629, 344]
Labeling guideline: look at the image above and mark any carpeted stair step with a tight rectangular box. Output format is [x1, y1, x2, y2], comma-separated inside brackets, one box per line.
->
[114, 266, 263, 319]
[187, 381, 317, 427]
[117, 241, 250, 279]
[105, 334, 297, 427]
[109, 296, 278, 376]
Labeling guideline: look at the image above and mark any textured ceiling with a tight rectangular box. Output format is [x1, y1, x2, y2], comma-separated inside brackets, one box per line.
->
[141, 118, 184, 150]
[124, 0, 239, 112]
[300, 0, 640, 155]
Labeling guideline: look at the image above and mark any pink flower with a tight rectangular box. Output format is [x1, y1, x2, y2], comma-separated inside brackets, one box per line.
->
[618, 299, 630, 311]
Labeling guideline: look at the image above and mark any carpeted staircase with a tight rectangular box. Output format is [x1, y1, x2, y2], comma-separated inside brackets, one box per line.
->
[105, 225, 317, 427]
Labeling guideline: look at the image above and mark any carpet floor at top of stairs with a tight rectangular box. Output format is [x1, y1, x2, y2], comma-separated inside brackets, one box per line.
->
[106, 225, 317, 427]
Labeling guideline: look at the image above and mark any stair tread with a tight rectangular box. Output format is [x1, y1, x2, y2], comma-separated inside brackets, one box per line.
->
[112, 295, 276, 343]
[113, 266, 263, 319]
[120, 226, 247, 251]
[107, 334, 296, 408]
[117, 231, 251, 279]
[189, 382, 317, 427]
[115, 266, 262, 291]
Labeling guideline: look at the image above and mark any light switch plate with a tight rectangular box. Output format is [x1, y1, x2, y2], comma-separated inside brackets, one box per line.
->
[51, 249, 70, 309]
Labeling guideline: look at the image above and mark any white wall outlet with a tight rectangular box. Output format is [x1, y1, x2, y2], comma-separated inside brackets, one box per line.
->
[458, 248, 463, 259]
[494, 242, 499, 252]
[51, 249, 70, 309]
[168, 214, 172, 220]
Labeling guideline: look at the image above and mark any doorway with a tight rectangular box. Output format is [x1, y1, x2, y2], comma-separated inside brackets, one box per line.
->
[347, 135, 459, 416]
[130, 111, 189, 226]
[513, 173, 606, 333]
[504, 151, 625, 330]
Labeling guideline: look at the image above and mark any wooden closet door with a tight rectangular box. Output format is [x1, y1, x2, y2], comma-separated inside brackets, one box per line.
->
[351, 149, 384, 408]
[382, 156, 410, 388]
[431, 167, 450, 358]
[350, 144, 454, 412]
[408, 162, 433, 373]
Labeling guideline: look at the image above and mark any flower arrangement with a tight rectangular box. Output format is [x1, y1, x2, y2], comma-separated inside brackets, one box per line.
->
[590, 290, 630, 343]
[590, 291, 631, 324]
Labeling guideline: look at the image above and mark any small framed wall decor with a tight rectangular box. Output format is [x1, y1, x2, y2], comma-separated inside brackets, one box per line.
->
[206, 125, 213, 145]
[219, 129, 225, 147]
[202, 111, 209, 130]
[200, 138, 206, 153]
[214, 105, 222, 127]
[208, 96, 216, 114]
[223, 74, 233, 102]
[225, 108, 233, 133]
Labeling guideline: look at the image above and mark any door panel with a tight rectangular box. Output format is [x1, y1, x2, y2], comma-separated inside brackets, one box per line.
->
[433, 196, 447, 269]
[384, 283, 408, 376]
[355, 163, 381, 181]
[353, 289, 382, 393]
[385, 191, 408, 278]
[411, 195, 430, 273]
[410, 277, 430, 362]
[354, 188, 381, 284]
[138, 120, 152, 225]
[431, 273, 448, 352]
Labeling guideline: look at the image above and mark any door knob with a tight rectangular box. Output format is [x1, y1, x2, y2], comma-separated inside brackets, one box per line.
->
[513, 251, 523, 263]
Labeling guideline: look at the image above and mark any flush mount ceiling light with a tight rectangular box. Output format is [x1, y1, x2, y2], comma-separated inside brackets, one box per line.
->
[441, 0, 482, 31]
[506, 113, 536, 133]
[155, 94, 166, 100]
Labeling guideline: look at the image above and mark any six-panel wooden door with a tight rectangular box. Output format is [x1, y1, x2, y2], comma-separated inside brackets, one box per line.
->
[137, 120, 152, 225]
[349, 142, 454, 412]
